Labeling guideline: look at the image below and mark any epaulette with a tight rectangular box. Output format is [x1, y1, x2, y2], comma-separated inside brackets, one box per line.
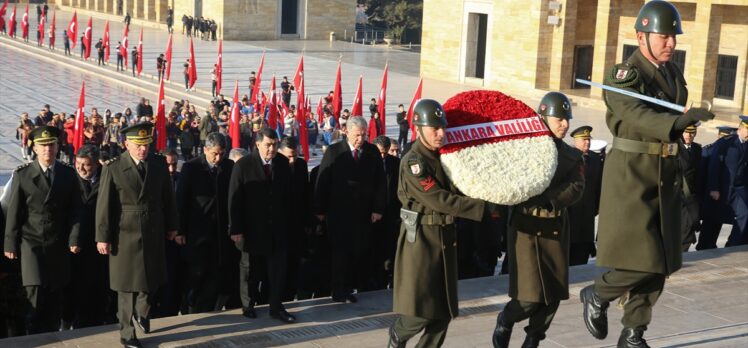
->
[15, 162, 32, 172]
[103, 156, 120, 165]
[605, 63, 640, 88]
[59, 161, 73, 168]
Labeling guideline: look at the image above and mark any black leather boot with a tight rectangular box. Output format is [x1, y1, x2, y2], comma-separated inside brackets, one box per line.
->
[580, 285, 609, 339]
[520, 335, 542, 348]
[387, 325, 407, 348]
[492, 311, 513, 348]
[618, 327, 650, 348]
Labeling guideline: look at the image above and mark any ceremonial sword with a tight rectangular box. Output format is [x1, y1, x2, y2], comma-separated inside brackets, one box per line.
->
[574, 78, 711, 113]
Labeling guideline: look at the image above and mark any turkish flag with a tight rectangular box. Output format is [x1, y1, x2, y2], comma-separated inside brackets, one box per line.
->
[164, 32, 172, 80]
[317, 96, 324, 124]
[72, 82, 86, 154]
[67, 11, 77, 49]
[37, 7, 45, 45]
[136, 27, 143, 76]
[216, 39, 223, 95]
[351, 75, 363, 116]
[377, 63, 388, 135]
[0, 1, 7, 27]
[9, 6, 16, 38]
[332, 61, 342, 124]
[229, 81, 241, 148]
[251, 50, 265, 104]
[293, 55, 304, 90]
[120, 23, 128, 67]
[49, 11, 56, 48]
[20, 4, 28, 40]
[267, 75, 278, 130]
[188, 37, 197, 88]
[103, 20, 110, 62]
[155, 78, 167, 150]
[83, 17, 92, 59]
[296, 77, 309, 161]
[407, 77, 423, 141]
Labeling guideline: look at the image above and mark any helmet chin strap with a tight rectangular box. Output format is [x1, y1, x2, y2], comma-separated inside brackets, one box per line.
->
[645, 32, 659, 65]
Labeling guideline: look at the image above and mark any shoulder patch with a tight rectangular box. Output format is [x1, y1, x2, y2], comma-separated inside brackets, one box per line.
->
[606, 63, 640, 88]
[104, 156, 120, 165]
[405, 155, 427, 178]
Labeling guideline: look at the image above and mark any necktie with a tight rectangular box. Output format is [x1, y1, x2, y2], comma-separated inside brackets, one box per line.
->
[137, 162, 146, 180]
[44, 169, 52, 185]
[264, 164, 271, 180]
[353, 149, 359, 161]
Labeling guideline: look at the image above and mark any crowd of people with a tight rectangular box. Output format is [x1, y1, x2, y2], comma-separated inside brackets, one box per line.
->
[181, 14, 217, 41]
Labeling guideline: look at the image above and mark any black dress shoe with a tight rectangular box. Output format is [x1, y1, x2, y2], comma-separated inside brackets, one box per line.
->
[491, 312, 513, 348]
[242, 306, 257, 319]
[270, 310, 296, 323]
[346, 294, 358, 303]
[132, 316, 150, 334]
[618, 327, 650, 348]
[120, 338, 142, 348]
[387, 325, 407, 348]
[332, 294, 357, 303]
[580, 285, 608, 340]
[520, 335, 541, 348]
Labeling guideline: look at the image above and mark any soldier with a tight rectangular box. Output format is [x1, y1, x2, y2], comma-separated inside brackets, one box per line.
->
[492, 92, 585, 348]
[679, 123, 702, 251]
[705, 116, 748, 248]
[579, 2, 714, 347]
[696, 126, 736, 250]
[567, 125, 603, 266]
[388, 99, 488, 348]
[3, 126, 82, 334]
[95, 122, 179, 348]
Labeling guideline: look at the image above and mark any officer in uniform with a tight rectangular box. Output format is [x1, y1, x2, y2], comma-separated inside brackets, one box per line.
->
[679, 123, 702, 251]
[705, 116, 748, 247]
[388, 99, 488, 348]
[492, 92, 585, 348]
[696, 126, 736, 250]
[3, 126, 82, 334]
[95, 122, 179, 348]
[579, 2, 714, 347]
[567, 126, 603, 266]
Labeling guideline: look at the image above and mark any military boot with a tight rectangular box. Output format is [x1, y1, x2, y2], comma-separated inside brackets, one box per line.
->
[617, 327, 650, 348]
[387, 325, 407, 348]
[520, 335, 542, 348]
[580, 285, 608, 339]
[491, 311, 513, 348]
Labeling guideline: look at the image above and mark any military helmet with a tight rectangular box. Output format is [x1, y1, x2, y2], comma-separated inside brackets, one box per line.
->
[412, 99, 448, 128]
[634, 0, 683, 35]
[537, 92, 572, 120]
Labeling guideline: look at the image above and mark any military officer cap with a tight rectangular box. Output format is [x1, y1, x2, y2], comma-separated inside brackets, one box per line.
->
[739, 115, 748, 128]
[717, 126, 737, 137]
[571, 126, 593, 139]
[537, 92, 572, 121]
[683, 122, 700, 134]
[29, 126, 61, 145]
[634, 0, 683, 35]
[121, 122, 154, 145]
[412, 99, 448, 128]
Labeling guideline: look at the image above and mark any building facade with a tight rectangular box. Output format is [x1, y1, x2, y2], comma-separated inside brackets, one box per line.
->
[56, 0, 356, 41]
[421, 0, 748, 115]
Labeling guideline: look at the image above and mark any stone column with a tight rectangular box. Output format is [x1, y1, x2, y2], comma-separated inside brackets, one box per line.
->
[133, 0, 144, 19]
[688, 3, 715, 104]
[548, 0, 578, 90]
[589, 0, 621, 98]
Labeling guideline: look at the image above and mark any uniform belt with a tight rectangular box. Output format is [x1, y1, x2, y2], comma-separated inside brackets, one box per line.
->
[520, 206, 561, 218]
[612, 137, 678, 157]
[420, 213, 454, 225]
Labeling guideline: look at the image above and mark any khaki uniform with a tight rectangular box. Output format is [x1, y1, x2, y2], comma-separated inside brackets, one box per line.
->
[392, 140, 485, 347]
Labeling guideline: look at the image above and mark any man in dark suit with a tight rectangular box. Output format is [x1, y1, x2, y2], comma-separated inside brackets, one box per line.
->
[567, 126, 603, 266]
[679, 124, 702, 251]
[229, 128, 296, 324]
[4, 126, 82, 334]
[372, 136, 401, 289]
[177, 133, 239, 313]
[277, 136, 310, 301]
[697, 126, 736, 250]
[96, 123, 179, 348]
[314, 116, 386, 302]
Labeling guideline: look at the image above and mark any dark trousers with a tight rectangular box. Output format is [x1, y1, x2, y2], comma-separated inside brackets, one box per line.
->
[132, 62, 137, 76]
[239, 249, 287, 313]
[696, 217, 724, 250]
[117, 291, 153, 340]
[62, 251, 113, 328]
[398, 128, 409, 153]
[594, 269, 666, 329]
[188, 241, 240, 313]
[329, 226, 369, 297]
[25, 285, 63, 334]
[153, 240, 187, 317]
[568, 242, 596, 266]
[97, 53, 104, 65]
[392, 314, 450, 348]
[0, 272, 26, 338]
[501, 299, 560, 339]
[117, 56, 124, 71]
[212, 80, 217, 97]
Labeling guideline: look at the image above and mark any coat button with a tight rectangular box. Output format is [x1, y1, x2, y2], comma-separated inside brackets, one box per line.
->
[660, 181, 664, 186]
[536, 232, 542, 236]
[453, 242, 457, 247]
[553, 231, 558, 235]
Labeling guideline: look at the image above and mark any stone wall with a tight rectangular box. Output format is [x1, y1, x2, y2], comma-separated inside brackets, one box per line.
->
[305, 0, 356, 40]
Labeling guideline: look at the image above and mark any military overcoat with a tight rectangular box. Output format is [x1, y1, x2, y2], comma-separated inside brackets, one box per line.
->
[95, 152, 179, 292]
[393, 140, 485, 320]
[597, 49, 688, 275]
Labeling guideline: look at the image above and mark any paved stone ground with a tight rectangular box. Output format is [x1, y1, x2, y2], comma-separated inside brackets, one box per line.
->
[1, 246, 746, 348]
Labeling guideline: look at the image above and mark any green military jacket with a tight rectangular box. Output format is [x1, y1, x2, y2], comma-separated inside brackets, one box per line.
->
[508, 139, 584, 304]
[95, 152, 178, 292]
[597, 49, 688, 276]
[393, 140, 485, 320]
[3, 161, 81, 288]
